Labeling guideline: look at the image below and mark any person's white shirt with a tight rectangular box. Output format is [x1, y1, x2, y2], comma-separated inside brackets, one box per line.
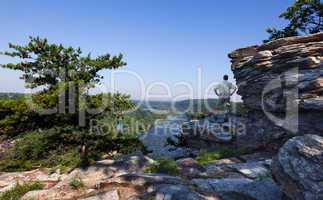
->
[214, 80, 237, 98]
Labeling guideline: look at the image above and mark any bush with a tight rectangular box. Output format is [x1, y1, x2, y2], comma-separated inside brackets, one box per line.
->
[0, 97, 144, 172]
[69, 177, 84, 190]
[196, 148, 242, 165]
[0, 129, 82, 172]
[0, 96, 73, 137]
[0, 98, 36, 136]
[0, 126, 145, 172]
[0, 182, 43, 200]
[145, 158, 179, 176]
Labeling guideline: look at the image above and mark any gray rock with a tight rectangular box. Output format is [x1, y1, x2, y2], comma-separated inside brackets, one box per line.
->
[193, 178, 282, 200]
[204, 164, 228, 178]
[227, 161, 271, 179]
[99, 173, 187, 187]
[239, 152, 273, 162]
[66, 154, 156, 188]
[206, 157, 242, 166]
[177, 158, 206, 179]
[204, 164, 246, 179]
[98, 173, 218, 200]
[0, 169, 61, 193]
[180, 115, 245, 150]
[113, 153, 156, 173]
[148, 146, 190, 159]
[155, 184, 205, 200]
[81, 190, 119, 200]
[271, 134, 323, 200]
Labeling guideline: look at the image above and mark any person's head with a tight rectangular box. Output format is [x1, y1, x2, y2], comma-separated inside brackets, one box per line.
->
[223, 75, 229, 81]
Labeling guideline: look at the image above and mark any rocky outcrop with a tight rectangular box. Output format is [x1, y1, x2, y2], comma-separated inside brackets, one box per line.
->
[140, 117, 192, 159]
[20, 154, 155, 200]
[0, 169, 62, 193]
[271, 134, 323, 200]
[180, 114, 245, 150]
[0, 150, 283, 200]
[193, 178, 281, 200]
[97, 173, 219, 200]
[229, 32, 323, 149]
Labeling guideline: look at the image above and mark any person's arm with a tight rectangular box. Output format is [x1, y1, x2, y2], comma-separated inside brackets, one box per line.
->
[214, 84, 221, 97]
[214, 88, 219, 96]
[230, 84, 237, 96]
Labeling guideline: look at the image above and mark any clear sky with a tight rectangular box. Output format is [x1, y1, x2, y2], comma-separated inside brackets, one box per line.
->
[0, 0, 294, 100]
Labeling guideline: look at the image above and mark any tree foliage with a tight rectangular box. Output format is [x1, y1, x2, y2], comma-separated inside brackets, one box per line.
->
[0, 36, 133, 131]
[1, 36, 126, 89]
[0, 37, 140, 169]
[265, 0, 323, 42]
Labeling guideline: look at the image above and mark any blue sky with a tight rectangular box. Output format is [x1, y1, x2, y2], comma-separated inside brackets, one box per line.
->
[0, 0, 293, 100]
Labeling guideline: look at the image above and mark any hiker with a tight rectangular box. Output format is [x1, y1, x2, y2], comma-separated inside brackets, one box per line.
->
[214, 74, 237, 114]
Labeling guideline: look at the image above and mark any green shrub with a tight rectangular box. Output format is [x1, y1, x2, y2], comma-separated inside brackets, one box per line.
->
[0, 148, 81, 173]
[0, 98, 35, 136]
[10, 131, 49, 161]
[145, 158, 179, 176]
[0, 126, 144, 172]
[0, 182, 43, 200]
[69, 177, 84, 190]
[0, 129, 82, 172]
[196, 148, 242, 165]
[88, 132, 146, 156]
[46, 149, 81, 173]
[114, 136, 146, 154]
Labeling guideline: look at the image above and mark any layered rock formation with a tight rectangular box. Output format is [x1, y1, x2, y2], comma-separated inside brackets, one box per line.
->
[229, 32, 323, 150]
[271, 134, 323, 200]
[179, 114, 245, 151]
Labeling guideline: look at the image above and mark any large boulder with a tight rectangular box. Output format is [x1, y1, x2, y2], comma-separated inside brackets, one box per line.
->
[271, 134, 323, 200]
[181, 115, 244, 150]
[193, 178, 282, 200]
[229, 32, 323, 150]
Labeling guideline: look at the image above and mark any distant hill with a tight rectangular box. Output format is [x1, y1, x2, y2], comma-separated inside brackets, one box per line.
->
[133, 99, 245, 114]
[0, 94, 245, 114]
[0, 92, 25, 99]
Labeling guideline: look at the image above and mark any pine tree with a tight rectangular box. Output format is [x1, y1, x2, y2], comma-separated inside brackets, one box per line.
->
[265, 0, 322, 43]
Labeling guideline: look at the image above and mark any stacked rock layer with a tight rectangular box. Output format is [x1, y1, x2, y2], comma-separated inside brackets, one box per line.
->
[229, 32, 323, 150]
